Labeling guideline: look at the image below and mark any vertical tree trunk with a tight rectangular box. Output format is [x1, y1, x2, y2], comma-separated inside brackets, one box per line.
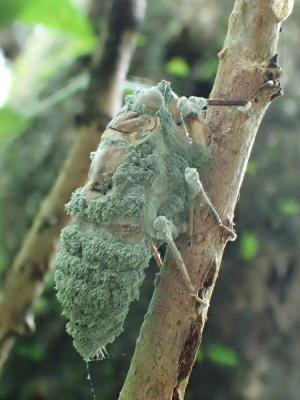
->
[118, 1, 294, 399]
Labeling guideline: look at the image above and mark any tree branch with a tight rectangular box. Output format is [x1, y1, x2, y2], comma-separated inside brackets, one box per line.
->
[118, 1, 294, 399]
[0, 0, 146, 371]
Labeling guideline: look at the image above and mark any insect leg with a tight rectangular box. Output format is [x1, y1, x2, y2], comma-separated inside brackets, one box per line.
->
[177, 96, 209, 146]
[150, 242, 163, 268]
[185, 168, 236, 240]
[153, 216, 206, 304]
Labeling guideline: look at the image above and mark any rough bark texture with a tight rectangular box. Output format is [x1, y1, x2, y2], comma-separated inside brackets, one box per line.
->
[0, 0, 146, 371]
[118, 1, 294, 399]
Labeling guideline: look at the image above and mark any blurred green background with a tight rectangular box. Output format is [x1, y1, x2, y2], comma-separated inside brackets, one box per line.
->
[0, 0, 299, 399]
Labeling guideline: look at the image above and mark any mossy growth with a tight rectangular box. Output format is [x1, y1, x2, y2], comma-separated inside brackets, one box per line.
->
[55, 225, 150, 360]
[55, 80, 211, 360]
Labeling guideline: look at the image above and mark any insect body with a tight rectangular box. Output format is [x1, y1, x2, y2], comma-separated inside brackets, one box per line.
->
[54, 81, 212, 361]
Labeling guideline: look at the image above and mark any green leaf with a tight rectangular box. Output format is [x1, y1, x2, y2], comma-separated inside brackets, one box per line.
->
[278, 199, 300, 215]
[0, 107, 30, 141]
[165, 57, 190, 78]
[0, 0, 96, 53]
[199, 58, 218, 80]
[16, 342, 46, 361]
[239, 231, 259, 261]
[0, 0, 25, 26]
[207, 344, 239, 367]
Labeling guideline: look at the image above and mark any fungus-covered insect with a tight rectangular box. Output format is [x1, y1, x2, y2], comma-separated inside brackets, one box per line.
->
[54, 81, 240, 361]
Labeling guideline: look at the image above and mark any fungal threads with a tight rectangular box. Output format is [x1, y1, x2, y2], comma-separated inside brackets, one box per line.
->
[86, 362, 96, 400]
[55, 81, 211, 360]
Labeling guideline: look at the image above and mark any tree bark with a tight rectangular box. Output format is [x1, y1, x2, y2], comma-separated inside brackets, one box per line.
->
[0, 0, 146, 371]
[118, 1, 294, 399]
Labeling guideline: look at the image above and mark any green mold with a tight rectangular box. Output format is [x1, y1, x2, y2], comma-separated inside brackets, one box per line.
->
[55, 81, 210, 360]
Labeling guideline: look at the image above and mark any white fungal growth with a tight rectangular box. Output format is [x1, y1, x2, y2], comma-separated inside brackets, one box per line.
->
[177, 96, 208, 117]
[139, 87, 163, 112]
[185, 167, 204, 199]
[54, 81, 211, 361]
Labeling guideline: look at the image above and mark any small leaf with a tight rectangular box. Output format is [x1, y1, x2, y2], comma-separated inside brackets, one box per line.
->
[16, 342, 46, 361]
[165, 57, 190, 78]
[0, 107, 30, 141]
[278, 199, 300, 215]
[239, 231, 259, 261]
[207, 344, 239, 367]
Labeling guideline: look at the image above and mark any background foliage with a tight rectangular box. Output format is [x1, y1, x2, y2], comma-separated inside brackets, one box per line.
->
[0, 0, 299, 399]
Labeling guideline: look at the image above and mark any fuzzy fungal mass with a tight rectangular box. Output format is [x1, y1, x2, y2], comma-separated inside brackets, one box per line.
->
[55, 81, 210, 361]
